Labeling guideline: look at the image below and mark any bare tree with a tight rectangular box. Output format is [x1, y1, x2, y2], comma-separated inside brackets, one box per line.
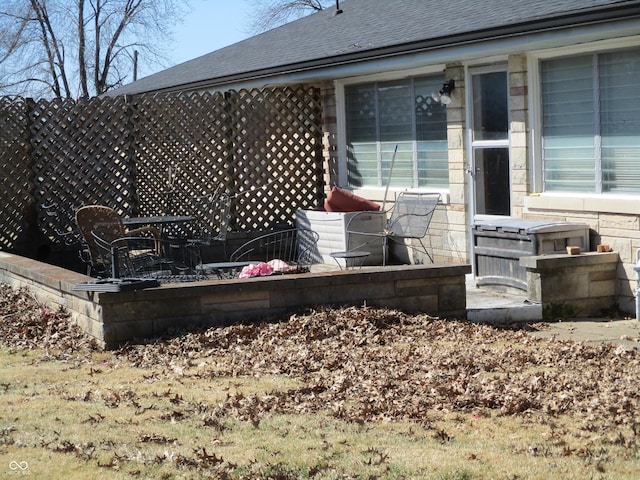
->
[0, 0, 188, 98]
[247, 0, 334, 33]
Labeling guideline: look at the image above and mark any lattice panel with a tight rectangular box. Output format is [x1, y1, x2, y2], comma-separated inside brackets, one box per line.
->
[130, 91, 235, 238]
[0, 85, 324, 257]
[0, 98, 33, 252]
[230, 86, 324, 231]
[30, 96, 133, 245]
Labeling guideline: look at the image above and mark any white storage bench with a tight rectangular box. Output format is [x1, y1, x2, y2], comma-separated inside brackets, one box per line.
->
[295, 209, 387, 267]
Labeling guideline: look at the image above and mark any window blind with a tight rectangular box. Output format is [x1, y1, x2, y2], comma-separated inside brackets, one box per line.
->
[541, 48, 640, 194]
[345, 76, 448, 189]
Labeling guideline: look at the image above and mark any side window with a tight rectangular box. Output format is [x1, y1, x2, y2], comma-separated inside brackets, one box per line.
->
[344, 76, 448, 189]
[541, 48, 640, 194]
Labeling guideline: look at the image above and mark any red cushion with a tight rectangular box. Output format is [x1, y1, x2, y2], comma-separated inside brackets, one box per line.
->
[324, 186, 381, 212]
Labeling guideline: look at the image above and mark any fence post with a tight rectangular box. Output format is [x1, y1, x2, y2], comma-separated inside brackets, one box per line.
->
[124, 94, 139, 215]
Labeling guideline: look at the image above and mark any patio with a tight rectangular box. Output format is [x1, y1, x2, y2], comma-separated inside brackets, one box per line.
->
[0, 251, 470, 348]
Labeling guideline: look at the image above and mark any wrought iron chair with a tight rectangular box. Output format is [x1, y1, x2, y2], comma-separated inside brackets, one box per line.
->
[345, 192, 440, 265]
[75, 205, 162, 277]
[229, 228, 320, 275]
[90, 230, 182, 280]
[187, 187, 231, 263]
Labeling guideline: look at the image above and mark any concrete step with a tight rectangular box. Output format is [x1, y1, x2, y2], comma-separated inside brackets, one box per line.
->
[466, 301, 542, 323]
[466, 274, 542, 323]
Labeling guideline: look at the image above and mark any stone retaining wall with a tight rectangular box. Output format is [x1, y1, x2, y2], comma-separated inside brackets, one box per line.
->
[521, 252, 619, 320]
[0, 252, 471, 348]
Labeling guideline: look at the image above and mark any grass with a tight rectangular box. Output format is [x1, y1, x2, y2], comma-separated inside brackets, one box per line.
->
[1, 347, 639, 479]
[1, 283, 639, 479]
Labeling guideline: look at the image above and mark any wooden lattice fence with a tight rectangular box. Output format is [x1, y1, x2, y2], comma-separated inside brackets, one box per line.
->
[0, 86, 325, 263]
[0, 97, 33, 256]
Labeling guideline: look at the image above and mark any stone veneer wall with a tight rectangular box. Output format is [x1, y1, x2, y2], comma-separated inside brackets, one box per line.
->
[522, 252, 619, 320]
[0, 251, 471, 349]
[522, 204, 640, 314]
[441, 64, 468, 265]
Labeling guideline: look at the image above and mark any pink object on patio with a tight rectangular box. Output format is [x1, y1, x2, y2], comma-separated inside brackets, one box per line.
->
[267, 259, 297, 273]
[238, 259, 297, 278]
[239, 262, 273, 278]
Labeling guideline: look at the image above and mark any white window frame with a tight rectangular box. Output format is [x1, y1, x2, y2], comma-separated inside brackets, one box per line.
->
[526, 36, 640, 214]
[335, 66, 450, 203]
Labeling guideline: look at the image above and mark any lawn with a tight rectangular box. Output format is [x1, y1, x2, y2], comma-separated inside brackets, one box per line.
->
[1, 283, 639, 479]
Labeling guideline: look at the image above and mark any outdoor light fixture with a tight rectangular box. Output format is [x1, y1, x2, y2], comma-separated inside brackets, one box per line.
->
[432, 79, 455, 105]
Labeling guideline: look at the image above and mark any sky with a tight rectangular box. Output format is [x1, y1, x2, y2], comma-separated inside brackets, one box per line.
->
[158, 0, 253, 74]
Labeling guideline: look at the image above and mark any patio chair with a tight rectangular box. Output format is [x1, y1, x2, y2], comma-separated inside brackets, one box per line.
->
[75, 205, 162, 277]
[345, 192, 440, 265]
[186, 186, 231, 262]
[90, 230, 183, 280]
[229, 228, 320, 275]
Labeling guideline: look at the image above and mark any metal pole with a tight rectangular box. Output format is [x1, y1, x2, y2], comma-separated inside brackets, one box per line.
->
[381, 144, 398, 212]
[133, 50, 138, 81]
[111, 246, 120, 278]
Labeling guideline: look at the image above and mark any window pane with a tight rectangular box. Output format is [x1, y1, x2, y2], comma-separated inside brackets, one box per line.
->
[345, 76, 448, 188]
[541, 56, 596, 192]
[345, 84, 378, 187]
[600, 49, 640, 193]
[345, 84, 377, 142]
[387, 142, 412, 187]
[472, 72, 508, 141]
[474, 148, 510, 215]
[378, 80, 412, 142]
[347, 142, 378, 187]
[543, 137, 596, 192]
[418, 141, 448, 187]
[415, 77, 449, 187]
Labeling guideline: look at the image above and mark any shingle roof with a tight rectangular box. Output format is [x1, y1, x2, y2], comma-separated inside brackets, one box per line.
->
[111, 0, 640, 95]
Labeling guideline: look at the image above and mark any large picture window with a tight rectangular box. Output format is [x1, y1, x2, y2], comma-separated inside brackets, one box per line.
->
[541, 48, 640, 194]
[344, 76, 448, 189]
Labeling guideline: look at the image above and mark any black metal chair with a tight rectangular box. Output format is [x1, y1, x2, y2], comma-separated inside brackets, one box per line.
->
[75, 205, 162, 277]
[186, 187, 231, 263]
[229, 228, 320, 275]
[91, 230, 202, 282]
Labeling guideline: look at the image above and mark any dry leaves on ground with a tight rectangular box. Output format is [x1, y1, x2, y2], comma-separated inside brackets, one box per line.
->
[0, 284, 97, 356]
[118, 306, 640, 429]
[1, 283, 639, 430]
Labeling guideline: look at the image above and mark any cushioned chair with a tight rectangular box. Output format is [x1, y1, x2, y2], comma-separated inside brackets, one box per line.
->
[75, 205, 162, 277]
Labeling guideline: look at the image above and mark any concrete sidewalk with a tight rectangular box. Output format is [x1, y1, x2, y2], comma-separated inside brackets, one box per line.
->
[527, 318, 640, 349]
[465, 274, 640, 350]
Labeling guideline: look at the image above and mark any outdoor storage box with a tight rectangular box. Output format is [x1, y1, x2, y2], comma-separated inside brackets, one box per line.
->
[472, 218, 590, 291]
[295, 209, 387, 267]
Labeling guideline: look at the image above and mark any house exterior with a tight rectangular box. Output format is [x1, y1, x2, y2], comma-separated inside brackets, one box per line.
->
[111, 0, 640, 314]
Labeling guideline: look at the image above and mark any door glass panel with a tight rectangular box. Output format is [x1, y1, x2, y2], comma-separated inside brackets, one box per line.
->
[474, 148, 510, 215]
[472, 72, 508, 141]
